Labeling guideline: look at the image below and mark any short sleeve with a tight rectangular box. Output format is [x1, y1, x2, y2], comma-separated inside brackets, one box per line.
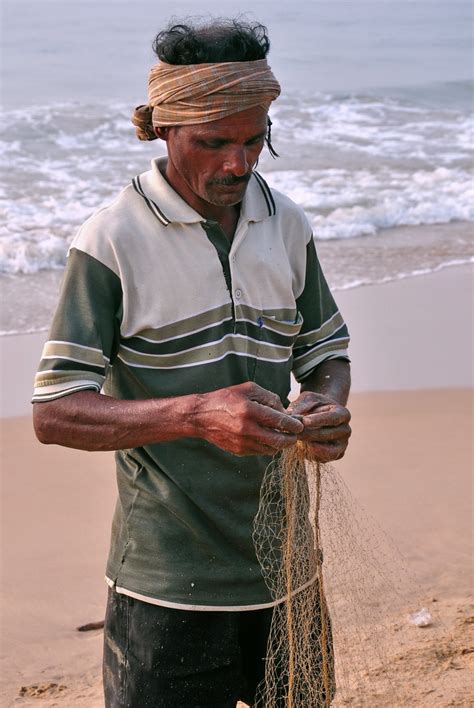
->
[292, 237, 350, 382]
[32, 247, 123, 402]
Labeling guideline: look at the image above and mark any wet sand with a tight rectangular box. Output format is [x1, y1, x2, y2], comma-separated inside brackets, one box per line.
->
[1, 265, 473, 706]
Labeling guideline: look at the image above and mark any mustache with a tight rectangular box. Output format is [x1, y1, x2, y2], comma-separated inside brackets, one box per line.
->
[210, 174, 251, 186]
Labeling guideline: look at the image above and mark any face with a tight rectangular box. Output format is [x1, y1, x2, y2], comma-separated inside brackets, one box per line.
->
[156, 106, 268, 212]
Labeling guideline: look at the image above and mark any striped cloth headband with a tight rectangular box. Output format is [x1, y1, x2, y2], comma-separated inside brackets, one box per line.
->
[131, 59, 281, 140]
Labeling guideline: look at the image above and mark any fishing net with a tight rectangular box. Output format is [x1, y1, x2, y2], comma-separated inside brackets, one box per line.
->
[252, 442, 461, 707]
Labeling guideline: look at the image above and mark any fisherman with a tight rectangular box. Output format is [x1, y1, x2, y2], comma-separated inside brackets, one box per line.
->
[33, 18, 351, 707]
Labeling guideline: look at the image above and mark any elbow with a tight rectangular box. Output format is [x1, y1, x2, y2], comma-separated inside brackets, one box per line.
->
[33, 403, 58, 445]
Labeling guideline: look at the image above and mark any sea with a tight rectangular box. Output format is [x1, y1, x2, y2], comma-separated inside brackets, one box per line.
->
[1, 0, 473, 334]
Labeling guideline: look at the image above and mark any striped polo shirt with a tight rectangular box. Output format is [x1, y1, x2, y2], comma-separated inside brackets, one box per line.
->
[32, 157, 349, 610]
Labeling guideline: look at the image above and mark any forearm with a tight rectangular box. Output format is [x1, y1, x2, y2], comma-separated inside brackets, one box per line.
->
[301, 358, 351, 405]
[33, 390, 201, 452]
[33, 382, 304, 456]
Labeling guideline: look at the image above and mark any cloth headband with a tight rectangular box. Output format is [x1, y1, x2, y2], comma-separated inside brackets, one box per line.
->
[131, 59, 281, 140]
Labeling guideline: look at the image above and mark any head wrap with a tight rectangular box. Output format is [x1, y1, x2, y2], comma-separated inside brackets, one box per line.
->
[131, 59, 281, 141]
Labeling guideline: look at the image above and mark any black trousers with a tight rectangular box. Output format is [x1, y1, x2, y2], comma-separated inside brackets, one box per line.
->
[103, 588, 273, 708]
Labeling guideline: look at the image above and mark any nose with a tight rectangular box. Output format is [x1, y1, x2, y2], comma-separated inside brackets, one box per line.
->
[224, 147, 250, 177]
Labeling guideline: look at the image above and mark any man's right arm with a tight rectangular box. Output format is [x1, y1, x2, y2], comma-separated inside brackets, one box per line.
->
[33, 382, 303, 456]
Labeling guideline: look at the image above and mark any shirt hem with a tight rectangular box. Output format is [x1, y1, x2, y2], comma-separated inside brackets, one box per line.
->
[105, 573, 318, 612]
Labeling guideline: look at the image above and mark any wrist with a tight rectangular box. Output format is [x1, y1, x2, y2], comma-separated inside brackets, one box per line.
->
[180, 392, 209, 439]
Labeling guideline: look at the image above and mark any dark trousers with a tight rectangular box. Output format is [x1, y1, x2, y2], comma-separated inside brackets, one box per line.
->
[103, 588, 273, 708]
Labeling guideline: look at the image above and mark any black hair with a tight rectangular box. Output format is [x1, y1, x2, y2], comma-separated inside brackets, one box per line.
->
[152, 18, 270, 65]
[152, 18, 279, 158]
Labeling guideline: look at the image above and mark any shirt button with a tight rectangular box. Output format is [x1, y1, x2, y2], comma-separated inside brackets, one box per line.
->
[235, 288, 242, 299]
[231, 255, 236, 262]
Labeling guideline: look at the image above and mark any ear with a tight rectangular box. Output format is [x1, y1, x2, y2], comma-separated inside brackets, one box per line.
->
[154, 126, 169, 141]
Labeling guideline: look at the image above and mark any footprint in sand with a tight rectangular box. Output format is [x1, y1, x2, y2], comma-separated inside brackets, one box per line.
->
[18, 682, 67, 698]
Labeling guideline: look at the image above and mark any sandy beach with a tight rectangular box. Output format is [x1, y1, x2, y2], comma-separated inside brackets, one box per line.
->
[1, 265, 473, 707]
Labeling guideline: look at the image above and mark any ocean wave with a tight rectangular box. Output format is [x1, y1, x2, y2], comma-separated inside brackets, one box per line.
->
[266, 166, 474, 239]
[269, 93, 473, 168]
[0, 95, 473, 274]
[2, 257, 472, 337]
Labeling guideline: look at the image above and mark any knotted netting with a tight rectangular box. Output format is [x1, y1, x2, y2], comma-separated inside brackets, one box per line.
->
[253, 444, 335, 707]
[252, 442, 460, 707]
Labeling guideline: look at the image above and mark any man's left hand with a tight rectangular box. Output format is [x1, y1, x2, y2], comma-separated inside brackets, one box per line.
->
[287, 391, 351, 463]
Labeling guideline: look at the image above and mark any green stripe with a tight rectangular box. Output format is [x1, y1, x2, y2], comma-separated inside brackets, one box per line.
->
[236, 303, 298, 323]
[137, 304, 233, 342]
[34, 370, 104, 388]
[257, 312, 303, 336]
[294, 311, 345, 349]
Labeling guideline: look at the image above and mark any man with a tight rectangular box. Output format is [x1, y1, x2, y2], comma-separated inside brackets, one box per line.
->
[33, 19, 351, 708]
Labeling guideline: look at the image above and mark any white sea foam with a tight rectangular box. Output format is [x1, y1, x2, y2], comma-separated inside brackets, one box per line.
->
[266, 166, 474, 239]
[334, 258, 474, 291]
[1, 95, 473, 274]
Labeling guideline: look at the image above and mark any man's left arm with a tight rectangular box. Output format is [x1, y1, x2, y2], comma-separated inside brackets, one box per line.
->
[288, 231, 351, 462]
[288, 358, 351, 462]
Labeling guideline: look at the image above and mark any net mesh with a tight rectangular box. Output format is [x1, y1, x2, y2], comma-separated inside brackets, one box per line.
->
[252, 442, 462, 707]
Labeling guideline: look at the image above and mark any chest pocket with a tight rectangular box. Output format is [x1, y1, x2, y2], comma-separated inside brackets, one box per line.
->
[250, 311, 303, 402]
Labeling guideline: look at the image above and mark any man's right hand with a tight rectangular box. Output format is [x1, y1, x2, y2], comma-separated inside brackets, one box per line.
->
[194, 382, 304, 456]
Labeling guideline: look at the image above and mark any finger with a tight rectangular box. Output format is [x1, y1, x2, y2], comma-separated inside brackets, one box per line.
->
[263, 429, 300, 450]
[287, 399, 327, 417]
[253, 403, 304, 434]
[298, 423, 352, 443]
[247, 384, 286, 413]
[301, 408, 350, 429]
[235, 431, 298, 456]
[303, 441, 348, 463]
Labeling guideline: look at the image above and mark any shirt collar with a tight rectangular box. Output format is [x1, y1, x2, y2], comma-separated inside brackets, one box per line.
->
[133, 157, 276, 226]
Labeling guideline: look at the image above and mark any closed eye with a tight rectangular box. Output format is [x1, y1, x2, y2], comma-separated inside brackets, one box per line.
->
[197, 132, 266, 150]
[245, 134, 266, 146]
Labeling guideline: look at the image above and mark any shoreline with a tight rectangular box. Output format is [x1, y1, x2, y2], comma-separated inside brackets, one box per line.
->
[1, 253, 473, 339]
[2, 263, 472, 418]
[2, 219, 473, 336]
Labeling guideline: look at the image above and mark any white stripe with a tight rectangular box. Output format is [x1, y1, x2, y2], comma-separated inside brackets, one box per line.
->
[41, 354, 107, 367]
[34, 373, 104, 384]
[293, 349, 350, 380]
[105, 573, 318, 612]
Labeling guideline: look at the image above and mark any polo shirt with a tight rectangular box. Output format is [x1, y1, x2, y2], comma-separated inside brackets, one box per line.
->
[32, 157, 350, 610]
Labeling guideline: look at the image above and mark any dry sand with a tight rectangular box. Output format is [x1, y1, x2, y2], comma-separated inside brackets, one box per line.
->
[1, 265, 473, 707]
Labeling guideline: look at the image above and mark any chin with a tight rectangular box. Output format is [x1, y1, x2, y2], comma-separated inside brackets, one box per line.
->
[204, 188, 247, 207]
[208, 196, 243, 207]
